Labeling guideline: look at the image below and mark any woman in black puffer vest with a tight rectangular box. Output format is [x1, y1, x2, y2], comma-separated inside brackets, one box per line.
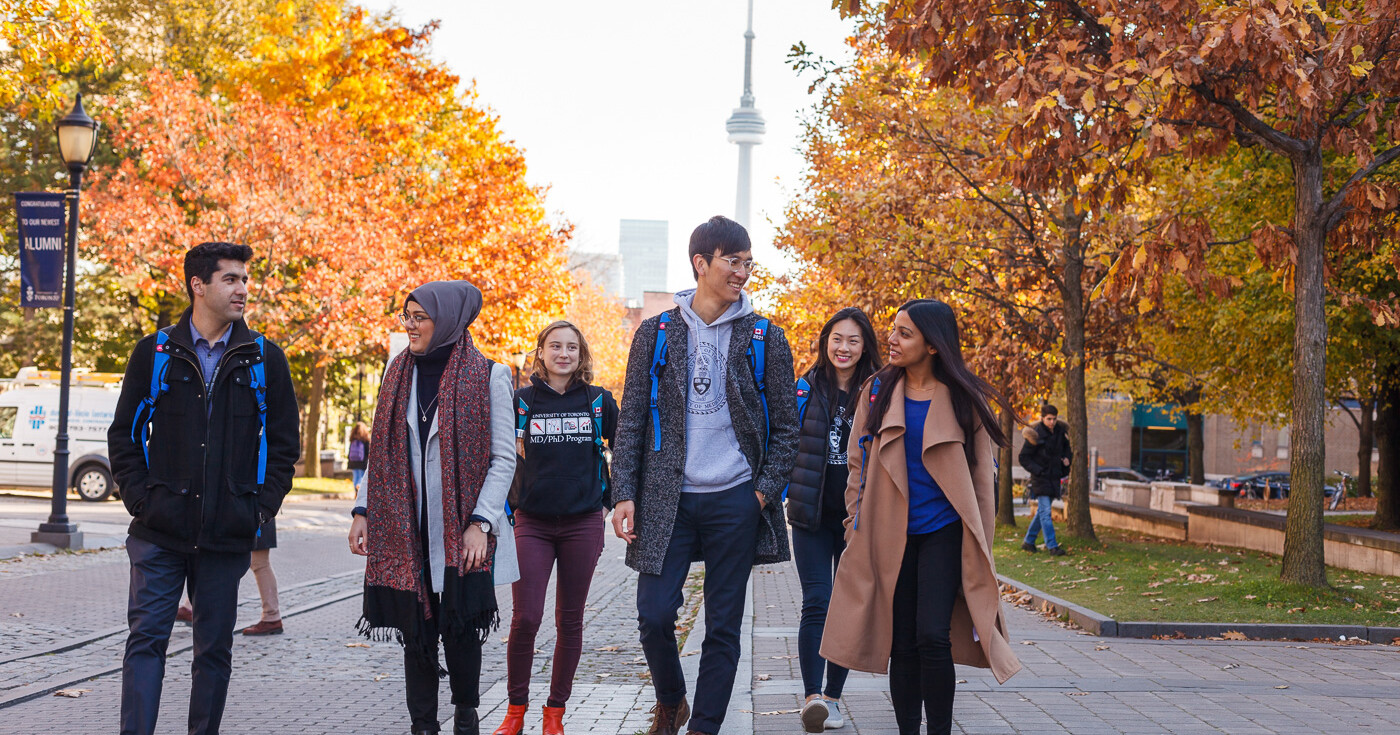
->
[785, 307, 881, 734]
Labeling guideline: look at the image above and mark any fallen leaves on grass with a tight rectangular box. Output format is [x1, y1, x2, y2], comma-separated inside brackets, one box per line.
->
[1194, 597, 1219, 603]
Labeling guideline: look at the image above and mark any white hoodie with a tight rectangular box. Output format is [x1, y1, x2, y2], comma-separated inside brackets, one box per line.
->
[674, 288, 755, 493]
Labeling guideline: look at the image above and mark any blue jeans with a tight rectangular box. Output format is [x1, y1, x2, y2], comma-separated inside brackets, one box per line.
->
[351, 468, 366, 489]
[121, 536, 250, 735]
[1023, 495, 1058, 548]
[790, 523, 849, 698]
[637, 482, 760, 735]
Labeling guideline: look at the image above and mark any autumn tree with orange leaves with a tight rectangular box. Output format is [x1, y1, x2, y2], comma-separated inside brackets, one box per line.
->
[839, 0, 1400, 585]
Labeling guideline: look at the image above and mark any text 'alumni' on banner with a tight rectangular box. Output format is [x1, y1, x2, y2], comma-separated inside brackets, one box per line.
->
[15, 192, 66, 308]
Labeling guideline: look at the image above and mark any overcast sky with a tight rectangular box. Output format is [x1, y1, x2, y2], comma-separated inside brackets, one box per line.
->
[359, 0, 854, 292]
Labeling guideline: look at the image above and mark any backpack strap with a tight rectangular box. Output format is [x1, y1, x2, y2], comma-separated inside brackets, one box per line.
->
[853, 376, 882, 530]
[130, 328, 175, 469]
[748, 318, 770, 449]
[587, 386, 608, 496]
[782, 377, 813, 502]
[648, 313, 672, 452]
[248, 336, 269, 486]
[515, 390, 532, 439]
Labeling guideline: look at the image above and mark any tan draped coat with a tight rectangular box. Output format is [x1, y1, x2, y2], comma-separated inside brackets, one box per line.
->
[819, 377, 1021, 684]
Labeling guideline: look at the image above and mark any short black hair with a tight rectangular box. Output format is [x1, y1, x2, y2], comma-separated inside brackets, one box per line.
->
[1042, 404, 1059, 417]
[688, 215, 751, 279]
[184, 241, 253, 301]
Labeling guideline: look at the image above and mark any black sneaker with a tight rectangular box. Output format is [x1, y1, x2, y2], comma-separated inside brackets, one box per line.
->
[1021, 542, 1037, 553]
[1048, 546, 1067, 557]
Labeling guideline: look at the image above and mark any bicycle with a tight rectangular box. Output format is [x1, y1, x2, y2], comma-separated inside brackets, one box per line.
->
[1328, 470, 1353, 511]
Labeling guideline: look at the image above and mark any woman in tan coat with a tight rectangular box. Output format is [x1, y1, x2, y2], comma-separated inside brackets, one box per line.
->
[820, 299, 1020, 735]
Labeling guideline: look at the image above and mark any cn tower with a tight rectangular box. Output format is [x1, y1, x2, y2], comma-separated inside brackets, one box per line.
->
[725, 0, 765, 230]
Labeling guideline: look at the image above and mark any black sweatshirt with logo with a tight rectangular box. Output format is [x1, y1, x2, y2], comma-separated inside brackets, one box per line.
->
[513, 376, 619, 517]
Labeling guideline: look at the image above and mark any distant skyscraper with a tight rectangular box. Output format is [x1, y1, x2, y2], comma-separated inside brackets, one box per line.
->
[619, 219, 669, 304]
[725, 0, 765, 229]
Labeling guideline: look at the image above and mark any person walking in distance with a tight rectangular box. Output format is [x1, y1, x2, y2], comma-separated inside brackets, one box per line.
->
[348, 421, 371, 490]
[348, 281, 518, 735]
[610, 216, 800, 735]
[108, 242, 301, 735]
[492, 321, 618, 735]
[785, 307, 881, 733]
[1019, 404, 1071, 556]
[821, 299, 1021, 735]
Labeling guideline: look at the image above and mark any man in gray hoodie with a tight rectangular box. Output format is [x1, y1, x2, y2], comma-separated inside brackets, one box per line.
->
[610, 216, 799, 735]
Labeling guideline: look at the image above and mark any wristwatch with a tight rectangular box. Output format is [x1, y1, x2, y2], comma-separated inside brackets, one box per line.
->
[469, 515, 492, 534]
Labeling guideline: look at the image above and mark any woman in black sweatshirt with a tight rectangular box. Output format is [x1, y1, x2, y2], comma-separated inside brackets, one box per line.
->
[493, 321, 618, 735]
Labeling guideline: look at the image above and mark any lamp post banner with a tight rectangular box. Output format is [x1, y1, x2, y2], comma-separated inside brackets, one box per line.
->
[15, 192, 67, 308]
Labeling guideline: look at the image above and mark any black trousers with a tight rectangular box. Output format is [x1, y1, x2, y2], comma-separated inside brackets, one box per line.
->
[890, 522, 963, 735]
[404, 579, 484, 733]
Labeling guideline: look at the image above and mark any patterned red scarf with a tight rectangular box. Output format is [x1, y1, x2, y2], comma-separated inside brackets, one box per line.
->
[359, 331, 498, 651]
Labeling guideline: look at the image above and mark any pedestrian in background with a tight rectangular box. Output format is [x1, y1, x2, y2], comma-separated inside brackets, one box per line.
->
[348, 421, 371, 490]
[348, 281, 518, 735]
[821, 299, 1020, 735]
[108, 242, 301, 735]
[784, 307, 881, 733]
[1019, 404, 1071, 556]
[610, 216, 799, 735]
[492, 321, 618, 735]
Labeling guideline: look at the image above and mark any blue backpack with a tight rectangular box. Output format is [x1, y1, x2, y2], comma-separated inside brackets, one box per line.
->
[648, 312, 771, 452]
[778, 377, 814, 501]
[129, 328, 270, 487]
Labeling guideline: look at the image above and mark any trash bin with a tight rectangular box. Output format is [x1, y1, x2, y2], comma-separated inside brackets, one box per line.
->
[320, 449, 337, 478]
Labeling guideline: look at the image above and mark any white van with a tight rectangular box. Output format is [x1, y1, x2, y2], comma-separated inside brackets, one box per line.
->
[0, 369, 123, 501]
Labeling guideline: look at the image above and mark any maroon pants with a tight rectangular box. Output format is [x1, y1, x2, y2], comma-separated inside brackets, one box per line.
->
[506, 509, 605, 706]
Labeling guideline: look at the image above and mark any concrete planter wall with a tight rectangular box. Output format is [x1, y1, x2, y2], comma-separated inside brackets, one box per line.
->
[1187, 506, 1400, 577]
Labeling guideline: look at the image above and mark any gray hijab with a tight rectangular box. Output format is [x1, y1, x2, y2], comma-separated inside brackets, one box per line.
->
[406, 280, 483, 355]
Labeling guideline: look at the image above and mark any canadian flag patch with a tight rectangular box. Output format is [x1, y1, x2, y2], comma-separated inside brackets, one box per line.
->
[752, 327, 764, 340]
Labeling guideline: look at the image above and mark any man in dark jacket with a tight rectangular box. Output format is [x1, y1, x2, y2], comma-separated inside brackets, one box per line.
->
[610, 216, 799, 735]
[1018, 404, 1071, 556]
[108, 242, 300, 735]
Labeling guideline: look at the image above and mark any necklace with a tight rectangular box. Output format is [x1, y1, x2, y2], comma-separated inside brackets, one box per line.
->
[417, 394, 439, 424]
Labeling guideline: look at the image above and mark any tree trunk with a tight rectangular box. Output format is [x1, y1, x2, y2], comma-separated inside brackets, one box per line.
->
[1280, 153, 1328, 588]
[302, 360, 328, 479]
[1187, 410, 1205, 485]
[1358, 397, 1374, 498]
[1059, 210, 1097, 541]
[997, 405, 1016, 527]
[1375, 366, 1400, 531]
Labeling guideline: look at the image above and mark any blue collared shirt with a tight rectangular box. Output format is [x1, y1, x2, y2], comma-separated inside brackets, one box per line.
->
[190, 321, 232, 397]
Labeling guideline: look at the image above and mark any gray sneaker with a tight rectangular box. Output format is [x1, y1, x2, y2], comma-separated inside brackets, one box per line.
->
[824, 699, 845, 729]
[800, 698, 829, 734]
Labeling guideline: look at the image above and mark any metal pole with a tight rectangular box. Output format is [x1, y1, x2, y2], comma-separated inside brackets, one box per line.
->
[355, 364, 363, 423]
[35, 168, 83, 547]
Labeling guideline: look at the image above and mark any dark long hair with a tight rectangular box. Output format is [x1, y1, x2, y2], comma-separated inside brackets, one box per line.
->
[863, 299, 1010, 466]
[807, 307, 882, 413]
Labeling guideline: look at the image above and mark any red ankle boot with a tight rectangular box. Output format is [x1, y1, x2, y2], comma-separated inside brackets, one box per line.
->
[542, 705, 565, 735]
[492, 704, 527, 735]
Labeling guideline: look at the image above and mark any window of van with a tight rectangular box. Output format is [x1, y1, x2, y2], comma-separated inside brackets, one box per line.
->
[0, 406, 15, 439]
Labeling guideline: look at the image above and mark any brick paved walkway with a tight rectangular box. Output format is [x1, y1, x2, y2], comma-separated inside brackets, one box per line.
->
[3, 498, 1399, 734]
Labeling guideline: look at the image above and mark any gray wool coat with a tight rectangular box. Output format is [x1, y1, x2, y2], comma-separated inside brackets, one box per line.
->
[610, 307, 799, 575]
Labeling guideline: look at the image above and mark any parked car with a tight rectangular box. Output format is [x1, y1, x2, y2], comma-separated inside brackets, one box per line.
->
[1081, 467, 1151, 493]
[0, 370, 123, 501]
[1216, 471, 1290, 499]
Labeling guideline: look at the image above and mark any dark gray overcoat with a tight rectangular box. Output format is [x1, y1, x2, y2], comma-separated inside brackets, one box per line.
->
[610, 307, 799, 575]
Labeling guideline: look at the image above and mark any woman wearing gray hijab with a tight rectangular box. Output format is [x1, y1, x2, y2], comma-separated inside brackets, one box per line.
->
[349, 281, 518, 735]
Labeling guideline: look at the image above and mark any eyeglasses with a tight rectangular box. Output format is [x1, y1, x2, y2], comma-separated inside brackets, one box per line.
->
[398, 311, 432, 328]
[705, 254, 760, 274]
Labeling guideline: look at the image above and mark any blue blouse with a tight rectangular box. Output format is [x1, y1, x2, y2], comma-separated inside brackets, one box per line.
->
[904, 398, 961, 534]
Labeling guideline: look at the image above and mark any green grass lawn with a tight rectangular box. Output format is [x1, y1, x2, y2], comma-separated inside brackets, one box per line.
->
[1326, 514, 1377, 529]
[994, 526, 1400, 626]
[290, 477, 354, 495]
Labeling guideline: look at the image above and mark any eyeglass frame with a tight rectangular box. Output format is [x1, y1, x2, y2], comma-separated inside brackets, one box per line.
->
[397, 310, 433, 328]
[702, 254, 760, 274]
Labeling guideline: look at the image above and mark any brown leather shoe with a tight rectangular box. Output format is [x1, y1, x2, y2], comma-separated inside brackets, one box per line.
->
[175, 605, 193, 623]
[645, 698, 689, 735]
[242, 619, 283, 636]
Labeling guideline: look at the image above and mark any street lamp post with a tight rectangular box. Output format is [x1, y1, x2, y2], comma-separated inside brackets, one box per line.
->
[32, 94, 99, 549]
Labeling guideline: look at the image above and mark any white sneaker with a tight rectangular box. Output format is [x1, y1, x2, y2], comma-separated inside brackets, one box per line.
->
[824, 699, 845, 730]
[800, 698, 830, 734]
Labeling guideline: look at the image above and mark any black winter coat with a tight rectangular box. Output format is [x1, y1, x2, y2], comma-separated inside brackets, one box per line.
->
[1018, 420, 1071, 499]
[108, 311, 301, 554]
[785, 370, 840, 531]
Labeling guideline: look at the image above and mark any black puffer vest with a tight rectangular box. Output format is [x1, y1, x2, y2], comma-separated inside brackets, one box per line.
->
[785, 370, 838, 531]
